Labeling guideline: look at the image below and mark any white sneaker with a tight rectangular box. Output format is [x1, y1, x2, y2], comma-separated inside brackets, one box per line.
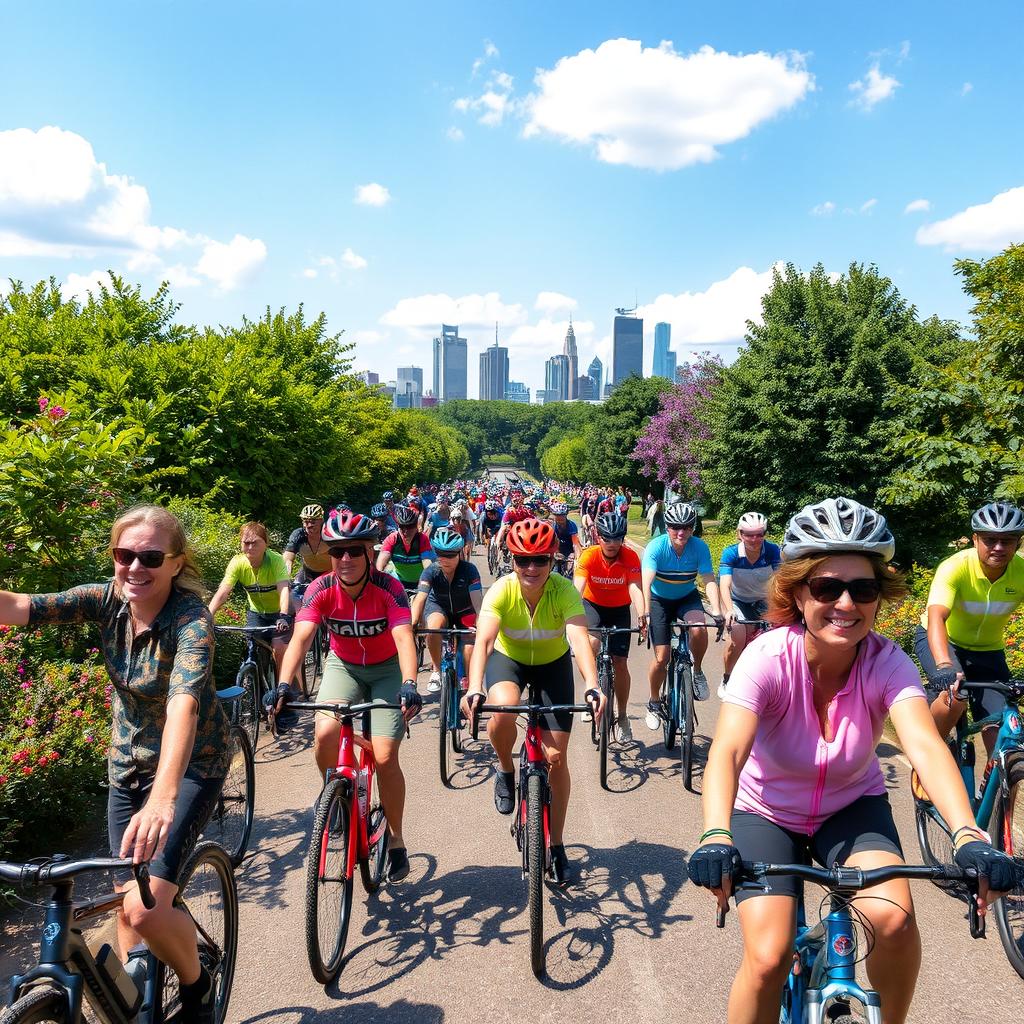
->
[717, 681, 728, 700]
[645, 700, 662, 731]
[581, 708, 593, 722]
[615, 717, 633, 743]
[427, 673, 441, 693]
[693, 670, 710, 702]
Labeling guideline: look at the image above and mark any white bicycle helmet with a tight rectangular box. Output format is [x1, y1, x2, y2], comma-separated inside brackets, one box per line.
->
[737, 512, 768, 532]
[782, 497, 895, 561]
[664, 502, 698, 528]
[971, 501, 1024, 534]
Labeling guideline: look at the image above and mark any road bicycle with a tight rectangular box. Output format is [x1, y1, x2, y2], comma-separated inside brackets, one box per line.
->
[0, 847, 237, 1024]
[469, 686, 599, 978]
[485, 535, 501, 576]
[415, 625, 476, 787]
[588, 625, 643, 791]
[290, 699, 408, 985]
[291, 581, 328, 696]
[912, 677, 1024, 977]
[214, 624, 278, 748]
[714, 860, 983, 1023]
[401, 587, 429, 671]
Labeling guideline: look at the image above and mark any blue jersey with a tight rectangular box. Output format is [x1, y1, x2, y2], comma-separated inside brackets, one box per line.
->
[719, 541, 781, 603]
[552, 518, 578, 556]
[642, 534, 713, 600]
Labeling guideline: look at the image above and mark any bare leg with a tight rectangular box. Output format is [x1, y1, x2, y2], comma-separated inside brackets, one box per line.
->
[541, 729, 572, 844]
[371, 735, 406, 846]
[117, 876, 201, 986]
[728, 895, 797, 1024]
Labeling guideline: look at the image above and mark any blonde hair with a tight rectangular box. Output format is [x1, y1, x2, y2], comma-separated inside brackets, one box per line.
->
[109, 505, 208, 599]
[240, 521, 269, 543]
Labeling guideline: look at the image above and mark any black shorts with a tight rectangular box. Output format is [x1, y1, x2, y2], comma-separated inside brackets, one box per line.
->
[648, 591, 706, 648]
[583, 600, 632, 657]
[485, 649, 576, 733]
[730, 794, 903, 904]
[108, 770, 224, 885]
[913, 626, 1009, 722]
[246, 608, 291, 641]
[422, 594, 476, 629]
[732, 598, 767, 624]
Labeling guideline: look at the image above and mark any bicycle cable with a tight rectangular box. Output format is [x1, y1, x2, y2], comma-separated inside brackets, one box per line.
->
[814, 888, 912, 975]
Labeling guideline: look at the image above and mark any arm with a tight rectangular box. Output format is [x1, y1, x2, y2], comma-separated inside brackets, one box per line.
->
[392, 622, 419, 684]
[410, 590, 428, 628]
[566, 618, 599, 689]
[720, 575, 734, 624]
[628, 580, 647, 633]
[641, 566, 656, 621]
[277, 580, 291, 617]
[701, 573, 722, 618]
[283, 550, 296, 576]
[467, 613, 501, 695]
[376, 548, 392, 572]
[0, 591, 31, 626]
[573, 572, 586, 598]
[470, 589, 483, 615]
[207, 578, 234, 616]
[925, 603, 964, 735]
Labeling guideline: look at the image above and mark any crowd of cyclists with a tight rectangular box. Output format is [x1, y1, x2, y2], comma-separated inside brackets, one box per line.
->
[2, 472, 1023, 1023]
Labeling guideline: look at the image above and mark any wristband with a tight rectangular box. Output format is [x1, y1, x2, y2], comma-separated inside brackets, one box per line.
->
[952, 825, 990, 847]
[699, 828, 733, 843]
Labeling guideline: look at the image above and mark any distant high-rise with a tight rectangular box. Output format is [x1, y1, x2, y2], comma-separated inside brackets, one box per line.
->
[588, 356, 603, 398]
[432, 324, 467, 402]
[358, 371, 380, 386]
[505, 381, 530, 404]
[395, 366, 423, 408]
[479, 329, 510, 401]
[612, 309, 643, 386]
[544, 353, 570, 402]
[563, 319, 579, 399]
[576, 375, 596, 401]
[652, 323, 676, 381]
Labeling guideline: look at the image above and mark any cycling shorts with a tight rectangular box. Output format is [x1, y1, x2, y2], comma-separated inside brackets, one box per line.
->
[422, 594, 477, 630]
[317, 652, 404, 739]
[730, 794, 902, 904]
[481, 519, 501, 537]
[732, 598, 767, 625]
[648, 591, 706, 648]
[246, 608, 291, 641]
[913, 626, 1009, 722]
[484, 649, 575, 733]
[583, 600, 632, 657]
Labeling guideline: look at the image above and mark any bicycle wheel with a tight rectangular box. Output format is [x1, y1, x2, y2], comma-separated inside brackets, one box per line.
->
[203, 726, 255, 867]
[912, 787, 965, 899]
[526, 771, 546, 978]
[301, 628, 322, 699]
[359, 762, 389, 893]
[236, 664, 260, 751]
[680, 664, 695, 791]
[993, 761, 1024, 979]
[0, 985, 68, 1024]
[157, 841, 238, 1024]
[416, 632, 428, 672]
[304, 778, 353, 984]
[487, 543, 498, 576]
[598, 662, 613, 791]
[662, 663, 678, 751]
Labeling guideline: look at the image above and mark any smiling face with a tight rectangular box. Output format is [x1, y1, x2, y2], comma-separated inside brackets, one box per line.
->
[795, 553, 879, 651]
[973, 531, 1023, 572]
[513, 554, 552, 588]
[113, 522, 184, 606]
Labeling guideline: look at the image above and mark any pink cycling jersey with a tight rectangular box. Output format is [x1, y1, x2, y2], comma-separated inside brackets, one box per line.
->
[501, 505, 532, 525]
[297, 570, 411, 666]
[723, 624, 925, 834]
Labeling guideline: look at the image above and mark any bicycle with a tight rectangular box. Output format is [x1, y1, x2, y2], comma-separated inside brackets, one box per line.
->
[588, 625, 643, 791]
[0, 847, 237, 1024]
[912, 677, 1024, 977]
[290, 699, 408, 985]
[291, 580, 327, 696]
[416, 626, 476, 787]
[402, 586, 429, 671]
[714, 860, 983, 1023]
[485, 535, 500, 576]
[468, 686, 598, 978]
[213, 624, 278, 748]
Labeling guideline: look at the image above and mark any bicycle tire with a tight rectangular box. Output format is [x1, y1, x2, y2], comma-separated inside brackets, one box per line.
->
[203, 726, 255, 867]
[416, 633, 428, 672]
[359, 762, 390, 894]
[304, 778, 353, 984]
[663, 661, 678, 751]
[236, 664, 260, 751]
[527, 771, 546, 978]
[993, 760, 1024, 979]
[156, 841, 238, 1024]
[912, 788, 966, 899]
[0, 986, 68, 1024]
[598, 662, 613, 791]
[487, 543, 498, 576]
[681, 664, 695, 791]
[439, 669, 457, 787]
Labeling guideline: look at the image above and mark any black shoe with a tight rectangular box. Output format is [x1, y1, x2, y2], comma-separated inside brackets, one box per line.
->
[387, 846, 410, 882]
[549, 844, 571, 885]
[494, 770, 515, 815]
[178, 967, 214, 1024]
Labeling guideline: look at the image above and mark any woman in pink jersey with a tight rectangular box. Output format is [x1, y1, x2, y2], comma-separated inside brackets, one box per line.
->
[688, 497, 1017, 1024]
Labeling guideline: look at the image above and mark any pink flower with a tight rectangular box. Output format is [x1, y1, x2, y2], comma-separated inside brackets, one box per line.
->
[24, 717, 36, 727]
[73, 709, 83, 718]
[48, 750, 59, 760]
[37, 755, 49, 766]
[0, 774, 8, 786]
[47, 405, 67, 420]
[20, 680, 31, 690]
[21, 765, 33, 776]
[11, 750, 28, 763]
[38, 396, 49, 412]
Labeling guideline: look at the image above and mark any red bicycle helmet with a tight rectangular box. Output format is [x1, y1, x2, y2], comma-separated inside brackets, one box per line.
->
[322, 510, 380, 543]
[506, 518, 557, 555]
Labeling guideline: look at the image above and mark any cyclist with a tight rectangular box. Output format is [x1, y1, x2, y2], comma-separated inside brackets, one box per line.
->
[280, 511, 422, 883]
[461, 519, 605, 883]
[425, 495, 451, 539]
[580, 488, 599, 545]
[411, 527, 482, 693]
[687, 496, 1018, 1024]
[916, 500, 1024, 759]
[0, 505, 229, 1023]
[550, 501, 581, 575]
[376, 503, 434, 599]
[718, 512, 780, 699]
[371, 502, 397, 540]
[284, 504, 333, 605]
[448, 507, 475, 561]
[494, 489, 531, 552]
[574, 511, 647, 742]
[480, 499, 503, 547]
[642, 501, 722, 728]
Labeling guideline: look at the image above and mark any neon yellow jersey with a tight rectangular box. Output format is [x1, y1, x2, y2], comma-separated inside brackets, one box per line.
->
[921, 549, 1024, 651]
[223, 551, 290, 615]
[480, 572, 585, 665]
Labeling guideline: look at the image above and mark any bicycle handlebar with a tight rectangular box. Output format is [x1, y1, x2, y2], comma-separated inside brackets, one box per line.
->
[468, 696, 597, 740]
[290, 700, 404, 716]
[413, 627, 477, 637]
[214, 625, 279, 634]
[0, 857, 154, 909]
[669, 618, 726, 643]
[958, 679, 1024, 698]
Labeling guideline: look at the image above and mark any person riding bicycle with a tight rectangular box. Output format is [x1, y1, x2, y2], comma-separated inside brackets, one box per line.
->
[687, 496, 1018, 1024]
[371, 502, 397, 540]
[0, 505, 230, 1024]
[411, 527, 482, 693]
[642, 501, 723, 727]
[494, 489, 531, 552]
[279, 511, 422, 883]
[550, 501, 581, 573]
[916, 500, 1024, 762]
[718, 512, 781, 699]
[376, 503, 433, 592]
[461, 518, 605, 883]
[424, 495, 451, 539]
[448, 507, 475, 561]
[573, 511, 647, 742]
[284, 504, 333, 605]
[480, 499, 503, 545]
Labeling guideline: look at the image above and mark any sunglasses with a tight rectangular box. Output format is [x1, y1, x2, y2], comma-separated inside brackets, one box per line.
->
[513, 555, 551, 568]
[978, 534, 1021, 548]
[328, 546, 366, 560]
[436, 551, 460, 559]
[666, 524, 693, 533]
[112, 547, 172, 569]
[806, 576, 881, 604]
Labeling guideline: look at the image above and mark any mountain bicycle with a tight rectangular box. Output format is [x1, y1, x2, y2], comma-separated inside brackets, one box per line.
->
[415, 626, 476, 787]
[589, 625, 643, 791]
[714, 860, 983, 1023]
[214, 624, 278, 748]
[468, 686, 600, 978]
[290, 699, 409, 985]
[912, 677, 1024, 977]
[0, 847, 237, 1024]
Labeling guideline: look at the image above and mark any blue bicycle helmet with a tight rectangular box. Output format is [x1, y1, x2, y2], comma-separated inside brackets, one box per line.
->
[431, 527, 465, 553]
[370, 502, 388, 518]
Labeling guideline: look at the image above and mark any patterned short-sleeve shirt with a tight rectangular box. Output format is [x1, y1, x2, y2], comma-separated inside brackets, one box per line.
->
[28, 582, 230, 787]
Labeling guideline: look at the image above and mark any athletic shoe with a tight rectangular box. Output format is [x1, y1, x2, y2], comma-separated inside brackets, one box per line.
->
[550, 844, 572, 885]
[615, 717, 633, 743]
[494, 770, 515, 815]
[645, 700, 663, 731]
[581, 708, 593, 722]
[387, 847, 410, 882]
[693, 670, 710, 701]
[717, 681, 728, 700]
[427, 673, 441, 693]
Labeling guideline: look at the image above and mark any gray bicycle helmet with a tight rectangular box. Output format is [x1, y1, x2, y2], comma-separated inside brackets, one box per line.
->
[370, 502, 388, 518]
[550, 501, 569, 516]
[431, 526, 465, 553]
[664, 502, 698, 528]
[782, 497, 895, 561]
[596, 512, 628, 539]
[392, 503, 418, 526]
[322, 510, 380, 543]
[971, 501, 1024, 534]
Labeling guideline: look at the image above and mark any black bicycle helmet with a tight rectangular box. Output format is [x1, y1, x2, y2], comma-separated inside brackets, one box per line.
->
[322, 510, 380, 543]
[596, 512, 628, 540]
[370, 502, 388, 518]
[664, 502, 698, 528]
[971, 501, 1024, 534]
[393, 503, 418, 526]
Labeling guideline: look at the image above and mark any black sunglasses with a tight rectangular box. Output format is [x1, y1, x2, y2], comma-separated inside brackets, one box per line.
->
[806, 576, 881, 604]
[513, 554, 551, 568]
[112, 547, 171, 569]
[328, 545, 366, 559]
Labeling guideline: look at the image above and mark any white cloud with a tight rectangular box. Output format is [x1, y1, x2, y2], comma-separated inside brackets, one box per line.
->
[446, 126, 465, 142]
[162, 264, 200, 288]
[354, 183, 391, 207]
[860, 198, 878, 213]
[195, 234, 266, 291]
[380, 291, 528, 330]
[848, 64, 900, 111]
[471, 39, 499, 77]
[0, 277, 12, 300]
[302, 268, 317, 279]
[961, 82, 973, 96]
[61, 269, 114, 302]
[904, 198, 931, 214]
[811, 201, 836, 216]
[521, 40, 813, 171]
[341, 247, 367, 270]
[455, 70, 516, 127]
[534, 291, 578, 315]
[506, 317, 595, 356]
[916, 186, 1024, 252]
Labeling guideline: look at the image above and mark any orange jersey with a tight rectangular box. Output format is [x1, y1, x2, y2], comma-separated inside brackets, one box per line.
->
[574, 545, 641, 607]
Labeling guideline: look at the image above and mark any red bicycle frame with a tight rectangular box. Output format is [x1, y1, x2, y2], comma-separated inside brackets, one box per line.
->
[518, 718, 551, 868]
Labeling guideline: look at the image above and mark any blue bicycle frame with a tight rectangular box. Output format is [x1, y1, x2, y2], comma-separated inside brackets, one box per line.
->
[443, 645, 466, 731]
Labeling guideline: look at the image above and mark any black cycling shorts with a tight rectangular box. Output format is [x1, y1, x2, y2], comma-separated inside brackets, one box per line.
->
[732, 598, 767, 624]
[730, 794, 903, 904]
[648, 591, 706, 648]
[422, 594, 476, 629]
[246, 608, 291, 641]
[485, 649, 576, 733]
[913, 625, 1009, 722]
[583, 600, 633, 657]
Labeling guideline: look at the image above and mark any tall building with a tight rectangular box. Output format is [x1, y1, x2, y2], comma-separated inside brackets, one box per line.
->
[588, 356, 603, 398]
[576, 375, 596, 401]
[358, 370, 380, 386]
[652, 322, 676, 381]
[544, 353, 570, 402]
[563, 319, 579, 399]
[432, 324, 468, 402]
[395, 366, 423, 408]
[612, 309, 643, 386]
[479, 331, 510, 401]
[505, 381, 530, 403]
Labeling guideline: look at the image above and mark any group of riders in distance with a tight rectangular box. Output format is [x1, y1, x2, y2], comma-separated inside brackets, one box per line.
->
[2, 471, 1024, 1024]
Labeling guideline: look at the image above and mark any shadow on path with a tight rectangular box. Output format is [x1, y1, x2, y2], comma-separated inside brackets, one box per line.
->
[239, 996, 444, 1023]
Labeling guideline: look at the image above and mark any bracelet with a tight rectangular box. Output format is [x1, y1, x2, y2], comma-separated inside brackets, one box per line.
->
[952, 825, 990, 847]
[699, 828, 733, 843]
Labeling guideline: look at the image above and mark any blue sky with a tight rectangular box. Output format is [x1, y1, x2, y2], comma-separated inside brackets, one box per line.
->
[2, 1, 1023, 397]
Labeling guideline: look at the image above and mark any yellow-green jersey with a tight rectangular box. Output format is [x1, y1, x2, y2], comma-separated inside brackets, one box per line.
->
[921, 549, 1024, 651]
[223, 551, 290, 614]
[480, 572, 585, 665]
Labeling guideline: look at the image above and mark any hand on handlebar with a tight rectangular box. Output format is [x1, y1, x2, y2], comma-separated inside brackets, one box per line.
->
[637, 615, 649, 643]
[931, 666, 965, 705]
[462, 690, 485, 732]
[955, 841, 1021, 913]
[583, 686, 607, 724]
[399, 681, 422, 722]
[687, 842, 742, 921]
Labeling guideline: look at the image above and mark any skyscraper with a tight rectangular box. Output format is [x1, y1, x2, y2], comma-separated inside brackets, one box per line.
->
[544, 353, 569, 402]
[652, 322, 676, 381]
[505, 381, 530, 403]
[588, 356, 603, 398]
[432, 324, 468, 402]
[395, 366, 423, 408]
[576, 376, 596, 401]
[612, 309, 643, 386]
[563, 319, 579, 399]
[479, 329, 509, 401]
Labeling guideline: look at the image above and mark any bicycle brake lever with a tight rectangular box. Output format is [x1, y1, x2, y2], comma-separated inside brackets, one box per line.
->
[135, 863, 155, 910]
[968, 892, 985, 939]
[716, 903, 728, 928]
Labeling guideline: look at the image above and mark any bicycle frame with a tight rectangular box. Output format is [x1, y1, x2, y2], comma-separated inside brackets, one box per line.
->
[416, 627, 473, 730]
